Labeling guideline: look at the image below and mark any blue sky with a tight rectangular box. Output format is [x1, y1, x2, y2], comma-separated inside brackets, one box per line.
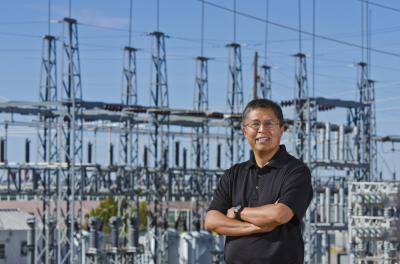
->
[1, 0, 400, 176]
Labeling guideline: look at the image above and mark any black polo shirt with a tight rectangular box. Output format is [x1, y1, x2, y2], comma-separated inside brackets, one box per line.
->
[208, 145, 313, 264]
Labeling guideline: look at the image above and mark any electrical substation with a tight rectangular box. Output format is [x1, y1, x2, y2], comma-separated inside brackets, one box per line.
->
[0, 1, 400, 264]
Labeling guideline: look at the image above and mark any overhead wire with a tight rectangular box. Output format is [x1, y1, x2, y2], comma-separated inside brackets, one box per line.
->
[129, 0, 133, 47]
[298, 0, 302, 53]
[0, 31, 42, 39]
[198, 0, 400, 58]
[0, 20, 47, 25]
[201, 0, 205, 57]
[359, 0, 400, 13]
[312, 0, 316, 97]
[48, 0, 51, 35]
[264, 0, 269, 65]
[157, 0, 160, 31]
[233, 0, 236, 43]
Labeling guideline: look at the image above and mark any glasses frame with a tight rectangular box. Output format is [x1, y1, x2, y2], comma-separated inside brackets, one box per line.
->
[244, 120, 281, 131]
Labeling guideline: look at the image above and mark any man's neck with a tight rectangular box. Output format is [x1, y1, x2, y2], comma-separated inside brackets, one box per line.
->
[254, 146, 280, 168]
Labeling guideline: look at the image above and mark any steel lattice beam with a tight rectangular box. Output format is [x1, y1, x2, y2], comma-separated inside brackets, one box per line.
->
[226, 43, 244, 166]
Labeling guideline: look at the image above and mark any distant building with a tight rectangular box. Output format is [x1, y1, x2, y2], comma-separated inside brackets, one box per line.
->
[0, 208, 32, 264]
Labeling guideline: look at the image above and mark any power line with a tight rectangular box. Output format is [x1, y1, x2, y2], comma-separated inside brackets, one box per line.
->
[264, 0, 269, 64]
[0, 20, 47, 25]
[359, 0, 400, 13]
[298, 0, 302, 52]
[0, 31, 42, 39]
[198, 0, 400, 58]
[79, 22, 145, 34]
[128, 0, 133, 46]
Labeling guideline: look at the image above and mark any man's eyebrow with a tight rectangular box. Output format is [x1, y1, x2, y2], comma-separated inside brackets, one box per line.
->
[249, 118, 274, 121]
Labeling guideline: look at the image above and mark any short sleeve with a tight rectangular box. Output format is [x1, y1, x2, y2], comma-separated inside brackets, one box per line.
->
[207, 169, 232, 214]
[278, 163, 313, 220]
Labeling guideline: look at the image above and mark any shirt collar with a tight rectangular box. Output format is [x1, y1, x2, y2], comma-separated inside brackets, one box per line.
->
[246, 145, 288, 169]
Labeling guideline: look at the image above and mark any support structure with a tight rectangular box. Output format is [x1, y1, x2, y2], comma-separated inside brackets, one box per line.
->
[259, 64, 272, 99]
[120, 46, 139, 167]
[148, 30, 169, 264]
[119, 46, 139, 199]
[149, 31, 169, 172]
[353, 62, 377, 181]
[293, 53, 309, 161]
[192, 56, 210, 171]
[226, 43, 244, 166]
[36, 34, 58, 264]
[59, 17, 84, 264]
[292, 52, 319, 264]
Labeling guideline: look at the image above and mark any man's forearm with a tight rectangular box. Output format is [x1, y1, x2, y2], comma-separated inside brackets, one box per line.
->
[205, 210, 264, 236]
[240, 203, 293, 228]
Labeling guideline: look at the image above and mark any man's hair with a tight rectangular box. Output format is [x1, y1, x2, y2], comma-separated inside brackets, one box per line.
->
[242, 98, 284, 126]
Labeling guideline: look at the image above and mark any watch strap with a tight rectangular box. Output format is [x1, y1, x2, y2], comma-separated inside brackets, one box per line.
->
[234, 205, 243, 220]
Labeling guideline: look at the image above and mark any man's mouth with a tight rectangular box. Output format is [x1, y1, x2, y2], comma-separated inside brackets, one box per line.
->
[256, 136, 271, 143]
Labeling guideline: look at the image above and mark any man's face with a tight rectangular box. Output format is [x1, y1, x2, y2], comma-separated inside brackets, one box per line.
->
[242, 107, 284, 156]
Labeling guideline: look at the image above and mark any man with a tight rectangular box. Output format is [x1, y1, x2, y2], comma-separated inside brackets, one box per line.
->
[205, 98, 313, 264]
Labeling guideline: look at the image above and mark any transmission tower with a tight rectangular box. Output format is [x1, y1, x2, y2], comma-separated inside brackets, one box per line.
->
[149, 31, 169, 172]
[259, 64, 272, 99]
[59, 17, 84, 264]
[193, 0, 209, 172]
[292, 52, 318, 264]
[120, 0, 139, 172]
[148, 30, 169, 264]
[259, 0, 272, 100]
[351, 62, 376, 182]
[193, 56, 209, 170]
[36, 34, 58, 264]
[119, 46, 139, 196]
[226, 43, 244, 166]
[293, 53, 308, 161]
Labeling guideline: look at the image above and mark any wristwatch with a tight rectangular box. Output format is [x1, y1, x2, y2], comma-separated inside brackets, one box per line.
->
[233, 205, 244, 220]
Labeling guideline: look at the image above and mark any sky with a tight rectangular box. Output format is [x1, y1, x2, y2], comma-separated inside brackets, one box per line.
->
[0, 0, 400, 177]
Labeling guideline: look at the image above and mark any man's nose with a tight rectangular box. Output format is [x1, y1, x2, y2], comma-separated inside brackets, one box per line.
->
[257, 123, 269, 132]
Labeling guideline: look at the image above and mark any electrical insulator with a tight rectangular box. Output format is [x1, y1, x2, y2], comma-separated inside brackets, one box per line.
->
[109, 143, 114, 165]
[143, 146, 148, 167]
[0, 138, 5, 162]
[216, 144, 221, 168]
[87, 142, 92, 164]
[183, 148, 187, 170]
[175, 141, 180, 167]
[25, 138, 30, 163]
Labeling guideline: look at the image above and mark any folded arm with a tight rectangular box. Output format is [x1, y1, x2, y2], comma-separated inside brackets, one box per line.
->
[204, 210, 271, 236]
[238, 202, 294, 228]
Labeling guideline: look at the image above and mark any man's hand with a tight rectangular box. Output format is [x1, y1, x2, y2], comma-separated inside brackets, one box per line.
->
[226, 207, 235, 219]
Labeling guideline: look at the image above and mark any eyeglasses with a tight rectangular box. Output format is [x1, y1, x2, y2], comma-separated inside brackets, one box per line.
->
[244, 120, 281, 130]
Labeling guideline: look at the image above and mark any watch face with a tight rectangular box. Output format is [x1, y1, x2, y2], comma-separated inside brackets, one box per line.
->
[234, 205, 242, 213]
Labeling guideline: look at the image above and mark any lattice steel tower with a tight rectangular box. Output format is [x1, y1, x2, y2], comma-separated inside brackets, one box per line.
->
[353, 62, 377, 181]
[193, 57, 210, 170]
[59, 17, 84, 264]
[119, 46, 139, 199]
[192, 0, 210, 172]
[149, 31, 169, 172]
[225, 0, 244, 166]
[120, 0, 139, 171]
[259, 0, 272, 100]
[259, 65, 272, 99]
[293, 52, 318, 264]
[148, 29, 169, 264]
[36, 34, 58, 264]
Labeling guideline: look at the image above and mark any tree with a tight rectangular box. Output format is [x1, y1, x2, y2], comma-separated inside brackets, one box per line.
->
[83, 196, 148, 233]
